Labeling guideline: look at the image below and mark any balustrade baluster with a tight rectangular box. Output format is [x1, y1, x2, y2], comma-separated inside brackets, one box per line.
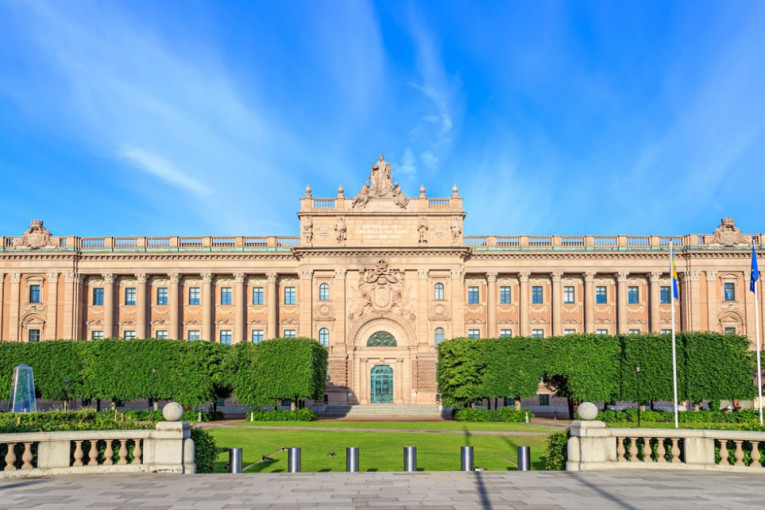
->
[104, 440, 114, 465]
[73, 441, 84, 467]
[628, 437, 639, 462]
[671, 438, 681, 463]
[4, 443, 17, 471]
[733, 441, 745, 467]
[21, 443, 33, 470]
[88, 440, 99, 466]
[750, 441, 761, 468]
[657, 438, 667, 463]
[642, 437, 652, 462]
[118, 439, 128, 465]
[616, 437, 625, 461]
[133, 439, 142, 464]
[719, 440, 730, 466]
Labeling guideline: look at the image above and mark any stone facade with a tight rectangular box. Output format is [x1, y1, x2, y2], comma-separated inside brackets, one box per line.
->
[0, 156, 763, 406]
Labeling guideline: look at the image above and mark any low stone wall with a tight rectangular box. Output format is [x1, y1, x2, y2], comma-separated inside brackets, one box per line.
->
[0, 421, 195, 478]
[567, 420, 765, 472]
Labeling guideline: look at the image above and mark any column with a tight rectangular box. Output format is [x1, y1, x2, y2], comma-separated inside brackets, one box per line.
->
[267, 272, 278, 339]
[687, 271, 701, 331]
[202, 273, 213, 341]
[418, 270, 429, 345]
[74, 275, 85, 340]
[450, 269, 464, 337]
[9, 273, 20, 341]
[103, 273, 115, 338]
[168, 273, 180, 340]
[299, 269, 312, 339]
[136, 273, 148, 339]
[62, 272, 76, 340]
[649, 272, 661, 333]
[519, 272, 530, 337]
[0, 273, 5, 340]
[617, 271, 628, 335]
[46, 272, 59, 340]
[584, 272, 595, 333]
[234, 273, 246, 343]
[334, 269, 347, 355]
[486, 272, 498, 338]
[705, 271, 717, 332]
[551, 272, 562, 336]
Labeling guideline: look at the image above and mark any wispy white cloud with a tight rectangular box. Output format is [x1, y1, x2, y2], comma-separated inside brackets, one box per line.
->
[118, 146, 210, 195]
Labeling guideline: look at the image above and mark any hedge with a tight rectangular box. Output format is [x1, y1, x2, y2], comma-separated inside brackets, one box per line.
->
[437, 333, 756, 407]
[249, 409, 317, 421]
[544, 430, 569, 470]
[453, 408, 533, 422]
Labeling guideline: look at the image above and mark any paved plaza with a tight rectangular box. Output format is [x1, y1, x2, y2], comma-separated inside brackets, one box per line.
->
[0, 470, 763, 509]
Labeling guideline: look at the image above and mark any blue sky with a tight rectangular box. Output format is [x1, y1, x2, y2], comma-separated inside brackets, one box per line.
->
[1, 1, 764, 237]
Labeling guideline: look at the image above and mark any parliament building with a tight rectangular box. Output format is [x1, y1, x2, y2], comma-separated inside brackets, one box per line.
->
[0, 156, 762, 407]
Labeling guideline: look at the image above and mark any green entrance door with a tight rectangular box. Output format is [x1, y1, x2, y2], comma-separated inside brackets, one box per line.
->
[370, 365, 393, 403]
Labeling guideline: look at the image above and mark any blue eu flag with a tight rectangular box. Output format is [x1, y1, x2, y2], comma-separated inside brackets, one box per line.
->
[752, 240, 759, 293]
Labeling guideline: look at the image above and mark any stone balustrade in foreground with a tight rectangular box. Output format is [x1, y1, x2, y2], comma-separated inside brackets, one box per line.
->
[568, 419, 765, 472]
[0, 421, 195, 478]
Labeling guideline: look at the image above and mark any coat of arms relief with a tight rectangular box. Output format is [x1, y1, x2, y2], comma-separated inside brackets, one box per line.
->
[13, 220, 57, 249]
[349, 260, 415, 321]
[709, 218, 748, 247]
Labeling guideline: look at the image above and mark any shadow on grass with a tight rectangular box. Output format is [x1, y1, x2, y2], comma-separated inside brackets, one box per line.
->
[464, 426, 492, 510]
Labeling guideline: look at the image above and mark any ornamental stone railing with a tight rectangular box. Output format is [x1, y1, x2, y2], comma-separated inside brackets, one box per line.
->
[567, 405, 765, 472]
[0, 421, 194, 478]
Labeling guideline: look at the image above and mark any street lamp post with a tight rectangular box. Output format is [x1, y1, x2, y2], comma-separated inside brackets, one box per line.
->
[636, 365, 642, 428]
[150, 367, 157, 424]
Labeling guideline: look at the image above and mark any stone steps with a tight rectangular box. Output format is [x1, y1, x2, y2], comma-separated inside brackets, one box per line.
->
[322, 405, 446, 418]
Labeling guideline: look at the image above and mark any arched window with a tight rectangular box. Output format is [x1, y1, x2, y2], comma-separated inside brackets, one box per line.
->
[434, 327, 445, 347]
[319, 283, 329, 301]
[319, 327, 329, 347]
[434, 282, 444, 301]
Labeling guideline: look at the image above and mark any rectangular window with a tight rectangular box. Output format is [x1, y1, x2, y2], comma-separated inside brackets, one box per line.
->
[595, 286, 607, 304]
[91, 330, 103, 340]
[532, 329, 544, 338]
[531, 286, 543, 304]
[252, 286, 264, 305]
[251, 330, 264, 343]
[220, 330, 232, 345]
[628, 286, 639, 304]
[724, 282, 735, 302]
[499, 286, 511, 304]
[284, 287, 296, 305]
[157, 287, 168, 305]
[28, 329, 40, 342]
[725, 327, 736, 334]
[505, 397, 515, 407]
[188, 330, 200, 341]
[468, 286, 479, 304]
[467, 329, 480, 339]
[564, 329, 576, 335]
[539, 394, 550, 406]
[29, 284, 41, 304]
[629, 329, 641, 335]
[93, 287, 104, 306]
[563, 286, 574, 304]
[124, 330, 136, 340]
[499, 329, 512, 338]
[124, 287, 136, 306]
[661, 329, 672, 335]
[284, 329, 296, 338]
[221, 287, 232, 305]
[189, 287, 201, 305]
[596, 329, 608, 335]
[156, 330, 168, 339]
[660, 286, 670, 304]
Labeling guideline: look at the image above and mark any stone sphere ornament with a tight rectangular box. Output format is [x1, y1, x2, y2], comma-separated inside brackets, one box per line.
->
[162, 401, 184, 422]
[577, 402, 598, 421]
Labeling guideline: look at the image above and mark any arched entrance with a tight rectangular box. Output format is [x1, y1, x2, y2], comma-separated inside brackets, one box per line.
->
[370, 365, 394, 403]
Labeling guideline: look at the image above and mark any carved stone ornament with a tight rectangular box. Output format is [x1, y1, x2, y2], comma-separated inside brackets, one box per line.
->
[351, 155, 409, 209]
[710, 218, 747, 246]
[13, 220, 57, 249]
[349, 260, 414, 321]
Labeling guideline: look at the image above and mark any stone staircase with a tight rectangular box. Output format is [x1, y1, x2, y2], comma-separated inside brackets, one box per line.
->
[322, 404, 447, 419]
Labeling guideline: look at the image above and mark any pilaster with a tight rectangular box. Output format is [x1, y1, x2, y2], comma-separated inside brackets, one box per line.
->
[334, 269, 347, 355]
[234, 273, 246, 342]
[136, 273, 148, 339]
[103, 273, 115, 338]
[0, 273, 5, 340]
[551, 272, 563, 336]
[168, 273, 180, 340]
[46, 272, 59, 340]
[649, 272, 661, 334]
[519, 272, 530, 337]
[486, 272, 498, 338]
[418, 269, 429, 345]
[9, 273, 20, 341]
[705, 271, 717, 333]
[450, 269, 464, 336]
[266, 272, 278, 339]
[62, 272, 77, 340]
[584, 272, 595, 333]
[201, 273, 213, 342]
[299, 269, 313, 339]
[617, 271, 628, 334]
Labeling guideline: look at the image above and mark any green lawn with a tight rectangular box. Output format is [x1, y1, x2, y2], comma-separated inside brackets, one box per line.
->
[227, 419, 555, 433]
[607, 422, 760, 430]
[208, 426, 551, 473]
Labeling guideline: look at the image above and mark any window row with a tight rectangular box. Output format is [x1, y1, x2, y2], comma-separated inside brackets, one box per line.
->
[90, 286, 302, 306]
[465, 285, 682, 305]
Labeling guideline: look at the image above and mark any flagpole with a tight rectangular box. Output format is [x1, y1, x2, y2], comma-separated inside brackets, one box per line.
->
[753, 240, 763, 426]
[670, 241, 679, 429]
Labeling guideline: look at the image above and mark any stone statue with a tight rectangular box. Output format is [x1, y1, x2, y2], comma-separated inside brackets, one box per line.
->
[418, 218, 428, 244]
[370, 154, 393, 196]
[352, 181, 371, 209]
[14, 220, 56, 249]
[335, 216, 347, 244]
[451, 219, 462, 243]
[391, 183, 410, 208]
[302, 217, 313, 243]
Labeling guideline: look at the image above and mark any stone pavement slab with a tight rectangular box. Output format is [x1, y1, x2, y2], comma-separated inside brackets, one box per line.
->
[0, 470, 763, 509]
